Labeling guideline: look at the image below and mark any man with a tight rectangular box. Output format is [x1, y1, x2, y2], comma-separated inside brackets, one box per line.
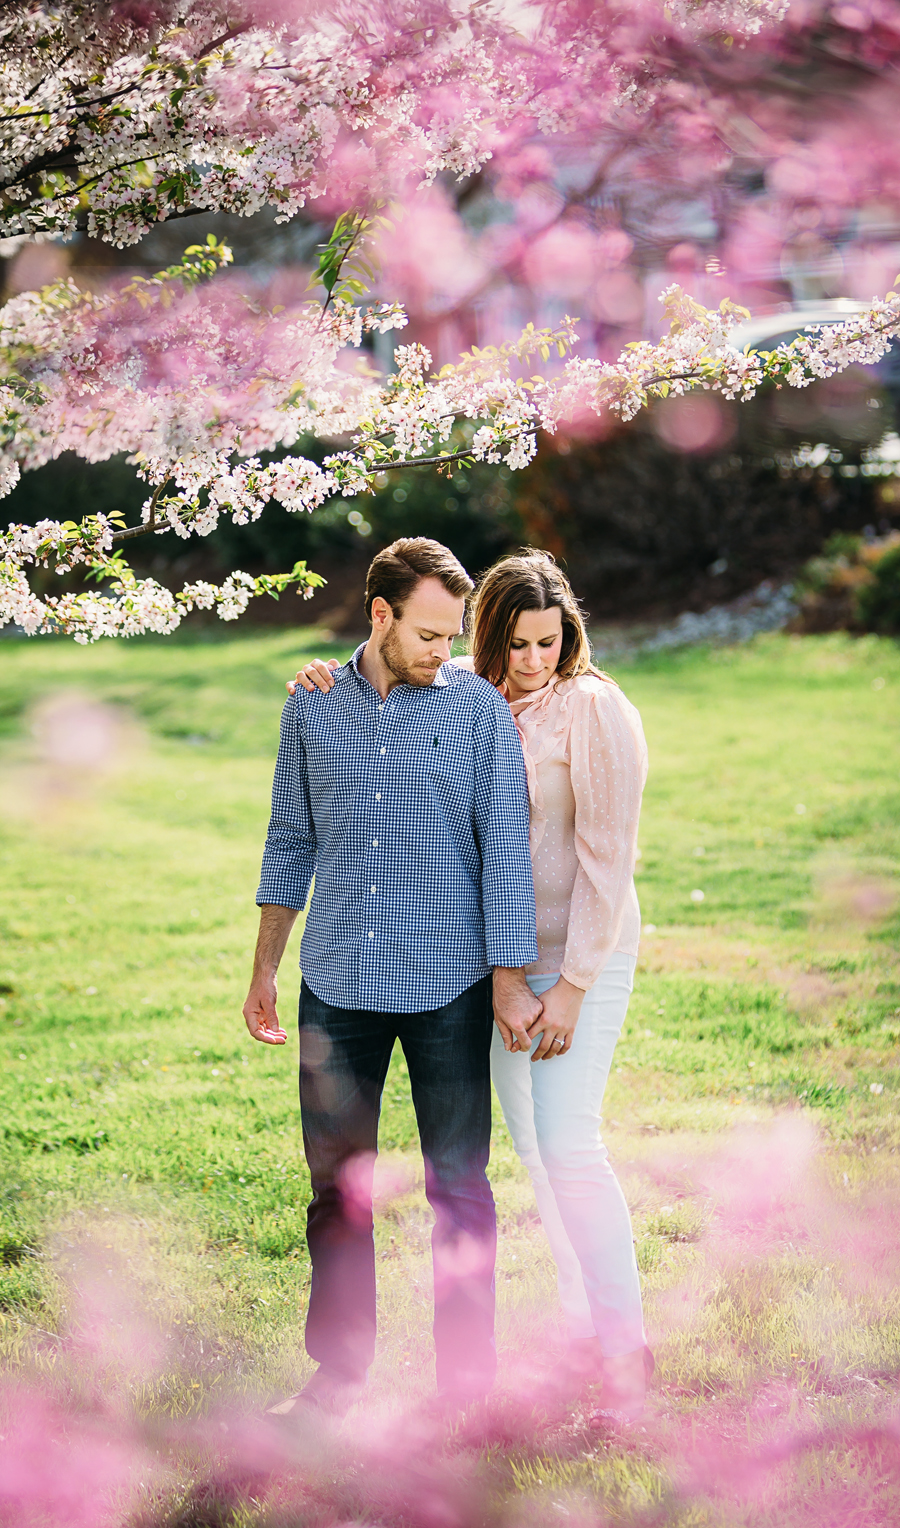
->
[242, 536, 541, 1415]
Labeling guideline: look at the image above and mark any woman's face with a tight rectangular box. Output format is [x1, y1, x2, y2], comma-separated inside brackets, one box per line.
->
[505, 606, 563, 700]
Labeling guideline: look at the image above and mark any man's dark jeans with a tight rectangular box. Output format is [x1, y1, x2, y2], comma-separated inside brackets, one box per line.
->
[298, 975, 496, 1398]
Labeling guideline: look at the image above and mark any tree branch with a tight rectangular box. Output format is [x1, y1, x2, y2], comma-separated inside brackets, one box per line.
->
[0, 21, 253, 126]
[100, 441, 510, 547]
[110, 481, 166, 543]
[74, 202, 205, 233]
[0, 150, 153, 200]
[110, 520, 173, 543]
[372, 443, 522, 473]
[194, 23, 251, 62]
[24, 44, 78, 101]
[46, 17, 251, 116]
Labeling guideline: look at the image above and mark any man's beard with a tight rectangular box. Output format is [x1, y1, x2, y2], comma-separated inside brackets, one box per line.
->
[381, 624, 440, 687]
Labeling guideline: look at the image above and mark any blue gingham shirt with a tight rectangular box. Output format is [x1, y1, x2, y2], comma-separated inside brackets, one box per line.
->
[257, 644, 537, 1012]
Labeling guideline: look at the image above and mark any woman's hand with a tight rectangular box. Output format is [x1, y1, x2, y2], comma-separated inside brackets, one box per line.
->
[527, 976, 585, 1060]
[287, 658, 340, 695]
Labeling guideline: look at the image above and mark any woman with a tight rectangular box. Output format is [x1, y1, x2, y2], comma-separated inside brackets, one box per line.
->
[291, 550, 651, 1415]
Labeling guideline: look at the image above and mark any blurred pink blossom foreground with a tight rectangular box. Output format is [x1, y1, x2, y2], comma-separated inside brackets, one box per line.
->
[2, 1115, 899, 1526]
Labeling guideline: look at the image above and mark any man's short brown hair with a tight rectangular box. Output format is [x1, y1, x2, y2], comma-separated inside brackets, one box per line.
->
[364, 537, 473, 620]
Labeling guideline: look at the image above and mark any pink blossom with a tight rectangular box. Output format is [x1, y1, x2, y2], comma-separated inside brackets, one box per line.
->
[7, 2, 900, 637]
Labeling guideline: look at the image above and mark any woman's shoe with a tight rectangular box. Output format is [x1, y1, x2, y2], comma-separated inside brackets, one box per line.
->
[596, 1345, 654, 1422]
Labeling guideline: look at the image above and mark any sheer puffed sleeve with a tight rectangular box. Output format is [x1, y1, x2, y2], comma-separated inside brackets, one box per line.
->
[561, 678, 648, 990]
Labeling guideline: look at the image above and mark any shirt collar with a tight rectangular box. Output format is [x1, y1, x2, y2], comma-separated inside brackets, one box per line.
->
[342, 641, 450, 690]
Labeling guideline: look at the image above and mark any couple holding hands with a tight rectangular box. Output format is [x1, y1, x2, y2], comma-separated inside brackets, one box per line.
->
[242, 537, 651, 1421]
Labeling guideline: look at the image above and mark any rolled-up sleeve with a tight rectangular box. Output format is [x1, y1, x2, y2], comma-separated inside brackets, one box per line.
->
[256, 697, 317, 910]
[472, 692, 538, 968]
[561, 685, 647, 990]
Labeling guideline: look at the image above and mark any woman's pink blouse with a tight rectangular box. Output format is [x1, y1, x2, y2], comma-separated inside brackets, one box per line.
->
[507, 673, 648, 989]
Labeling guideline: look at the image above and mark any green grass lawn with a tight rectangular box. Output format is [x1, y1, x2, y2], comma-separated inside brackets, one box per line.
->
[0, 628, 898, 1527]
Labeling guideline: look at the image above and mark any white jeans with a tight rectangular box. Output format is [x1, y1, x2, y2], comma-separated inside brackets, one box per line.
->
[491, 952, 644, 1356]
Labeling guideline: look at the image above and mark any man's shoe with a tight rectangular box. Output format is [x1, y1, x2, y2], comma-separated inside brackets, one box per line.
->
[266, 1365, 365, 1420]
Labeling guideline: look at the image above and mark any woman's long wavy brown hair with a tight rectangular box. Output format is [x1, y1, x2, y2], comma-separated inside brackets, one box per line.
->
[469, 549, 594, 689]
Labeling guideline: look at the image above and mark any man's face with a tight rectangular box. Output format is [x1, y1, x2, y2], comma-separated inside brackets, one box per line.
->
[374, 577, 466, 687]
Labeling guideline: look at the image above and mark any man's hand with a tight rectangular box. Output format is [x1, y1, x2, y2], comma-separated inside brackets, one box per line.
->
[287, 658, 339, 695]
[243, 972, 287, 1045]
[243, 904, 299, 1046]
[527, 976, 585, 1061]
[493, 967, 543, 1053]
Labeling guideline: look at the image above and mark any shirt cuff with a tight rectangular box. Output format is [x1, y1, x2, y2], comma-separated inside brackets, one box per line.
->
[256, 859, 313, 912]
[560, 964, 593, 992]
[486, 941, 539, 969]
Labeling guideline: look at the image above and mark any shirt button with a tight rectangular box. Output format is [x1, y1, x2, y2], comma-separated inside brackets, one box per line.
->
[371, 885, 376, 893]
[372, 840, 378, 847]
[380, 747, 386, 755]
[375, 792, 382, 800]
[368, 930, 374, 939]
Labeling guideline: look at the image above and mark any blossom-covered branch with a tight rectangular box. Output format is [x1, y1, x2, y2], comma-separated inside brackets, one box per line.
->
[4, 226, 900, 640]
[0, 0, 532, 246]
[0, 0, 790, 247]
[1, 542, 325, 644]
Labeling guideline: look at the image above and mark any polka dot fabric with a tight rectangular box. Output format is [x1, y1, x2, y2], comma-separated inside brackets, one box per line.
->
[508, 674, 647, 991]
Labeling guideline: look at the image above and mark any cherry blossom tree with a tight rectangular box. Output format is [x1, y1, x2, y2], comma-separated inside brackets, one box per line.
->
[5, 0, 900, 640]
[1, 1, 792, 248]
[371, 1, 900, 369]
